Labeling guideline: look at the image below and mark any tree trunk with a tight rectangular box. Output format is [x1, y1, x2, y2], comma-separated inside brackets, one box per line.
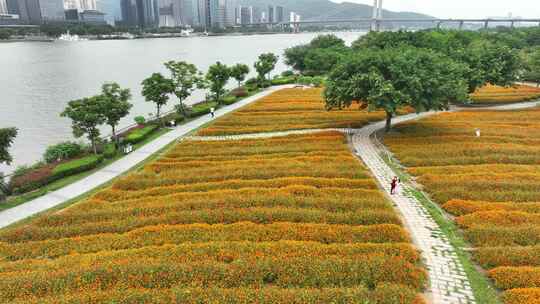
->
[157, 104, 162, 127]
[91, 139, 98, 155]
[112, 125, 117, 148]
[385, 111, 393, 133]
[238, 80, 241, 87]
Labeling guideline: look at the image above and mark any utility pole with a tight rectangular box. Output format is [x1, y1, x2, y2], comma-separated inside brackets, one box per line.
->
[371, 0, 378, 31]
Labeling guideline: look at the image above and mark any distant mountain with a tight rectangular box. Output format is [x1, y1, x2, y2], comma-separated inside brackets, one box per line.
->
[238, 0, 434, 21]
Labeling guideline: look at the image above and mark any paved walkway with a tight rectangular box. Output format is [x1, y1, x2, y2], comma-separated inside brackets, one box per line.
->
[0, 85, 293, 229]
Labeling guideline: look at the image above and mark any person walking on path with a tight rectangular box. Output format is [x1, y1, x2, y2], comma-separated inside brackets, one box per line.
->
[210, 107, 215, 118]
[390, 176, 398, 195]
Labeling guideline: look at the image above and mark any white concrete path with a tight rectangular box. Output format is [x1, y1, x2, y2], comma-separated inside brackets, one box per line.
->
[0, 85, 293, 229]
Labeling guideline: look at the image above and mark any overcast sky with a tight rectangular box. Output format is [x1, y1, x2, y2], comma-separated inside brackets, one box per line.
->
[332, 0, 540, 19]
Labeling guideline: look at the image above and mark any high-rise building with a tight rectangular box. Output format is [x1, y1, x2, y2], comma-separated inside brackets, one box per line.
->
[96, 0, 121, 24]
[39, 0, 65, 21]
[121, 0, 157, 27]
[274, 5, 283, 23]
[13, 0, 64, 23]
[236, 5, 251, 25]
[267, 5, 272, 23]
[0, 0, 8, 14]
[6, 0, 20, 14]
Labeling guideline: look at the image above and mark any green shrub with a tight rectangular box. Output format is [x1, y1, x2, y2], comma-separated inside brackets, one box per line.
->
[281, 70, 295, 77]
[134, 116, 146, 125]
[298, 76, 314, 86]
[103, 144, 117, 159]
[271, 76, 296, 86]
[222, 96, 237, 105]
[43, 141, 84, 163]
[189, 102, 217, 118]
[230, 87, 248, 98]
[163, 111, 185, 125]
[311, 76, 326, 88]
[52, 155, 103, 178]
[124, 125, 158, 145]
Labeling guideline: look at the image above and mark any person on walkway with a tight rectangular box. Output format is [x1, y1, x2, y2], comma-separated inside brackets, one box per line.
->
[390, 176, 398, 195]
[210, 107, 215, 118]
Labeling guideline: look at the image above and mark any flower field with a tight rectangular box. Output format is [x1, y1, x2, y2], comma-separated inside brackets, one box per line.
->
[384, 107, 540, 303]
[198, 88, 411, 136]
[470, 84, 540, 104]
[0, 130, 427, 303]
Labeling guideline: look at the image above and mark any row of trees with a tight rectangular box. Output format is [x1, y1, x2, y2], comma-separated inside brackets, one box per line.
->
[61, 52, 279, 157]
[141, 53, 278, 122]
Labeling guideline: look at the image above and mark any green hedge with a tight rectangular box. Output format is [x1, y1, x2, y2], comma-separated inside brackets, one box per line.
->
[271, 76, 296, 85]
[222, 96, 237, 105]
[189, 102, 217, 118]
[124, 125, 158, 145]
[52, 155, 103, 178]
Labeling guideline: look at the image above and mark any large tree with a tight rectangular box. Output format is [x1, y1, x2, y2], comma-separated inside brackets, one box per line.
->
[0, 128, 18, 165]
[230, 63, 250, 87]
[141, 73, 175, 126]
[254, 53, 278, 83]
[524, 47, 540, 86]
[164, 60, 205, 115]
[352, 30, 523, 95]
[61, 96, 105, 154]
[99, 82, 132, 146]
[285, 34, 349, 75]
[206, 61, 230, 103]
[325, 47, 469, 132]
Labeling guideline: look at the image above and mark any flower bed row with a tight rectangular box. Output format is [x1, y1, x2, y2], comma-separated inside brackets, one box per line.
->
[470, 84, 540, 104]
[0, 91, 427, 302]
[197, 88, 412, 136]
[384, 107, 540, 303]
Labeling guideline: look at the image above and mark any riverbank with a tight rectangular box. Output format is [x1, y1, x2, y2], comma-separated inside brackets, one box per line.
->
[0, 84, 293, 228]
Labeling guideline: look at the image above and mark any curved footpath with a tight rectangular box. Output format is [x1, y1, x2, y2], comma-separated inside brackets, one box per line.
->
[0, 85, 294, 229]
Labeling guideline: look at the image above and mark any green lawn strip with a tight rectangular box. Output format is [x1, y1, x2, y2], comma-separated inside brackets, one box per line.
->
[380, 153, 501, 304]
[0, 127, 171, 212]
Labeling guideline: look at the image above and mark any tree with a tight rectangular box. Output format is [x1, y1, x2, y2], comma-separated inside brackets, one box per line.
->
[141, 73, 175, 126]
[325, 47, 468, 132]
[164, 61, 205, 115]
[456, 40, 522, 93]
[284, 45, 310, 72]
[309, 34, 346, 49]
[524, 47, 540, 86]
[254, 53, 278, 83]
[206, 61, 230, 103]
[98, 82, 132, 146]
[230, 63, 250, 87]
[61, 96, 105, 154]
[0, 128, 18, 165]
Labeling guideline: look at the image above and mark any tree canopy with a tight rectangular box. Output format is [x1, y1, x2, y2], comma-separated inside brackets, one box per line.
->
[254, 53, 278, 83]
[61, 97, 106, 154]
[325, 47, 469, 132]
[0, 128, 18, 165]
[98, 82, 132, 144]
[230, 63, 250, 87]
[285, 34, 349, 75]
[164, 61, 205, 115]
[206, 62, 231, 103]
[141, 73, 175, 125]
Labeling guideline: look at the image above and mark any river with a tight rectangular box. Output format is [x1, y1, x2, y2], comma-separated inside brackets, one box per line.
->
[0, 32, 364, 174]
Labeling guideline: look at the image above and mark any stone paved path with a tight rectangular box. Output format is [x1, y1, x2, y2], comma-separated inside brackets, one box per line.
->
[0, 85, 294, 229]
